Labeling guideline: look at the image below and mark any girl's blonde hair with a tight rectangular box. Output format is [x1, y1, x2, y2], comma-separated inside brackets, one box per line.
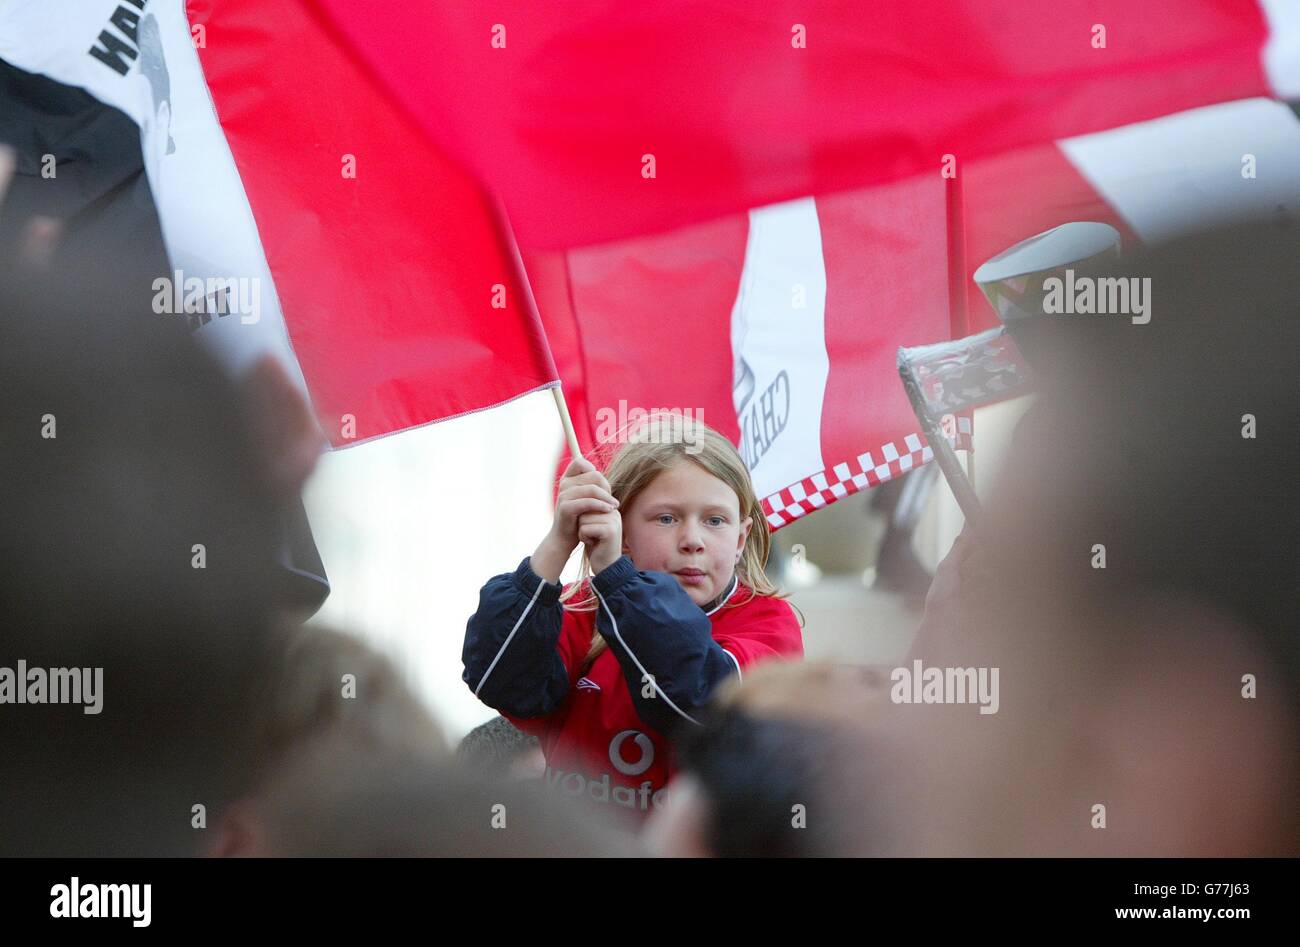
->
[558, 411, 801, 672]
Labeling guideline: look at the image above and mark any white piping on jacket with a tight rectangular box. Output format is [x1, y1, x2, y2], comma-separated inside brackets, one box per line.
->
[708, 576, 743, 680]
[474, 575, 549, 698]
[703, 574, 740, 615]
[593, 583, 702, 727]
[721, 648, 742, 681]
[591, 571, 742, 727]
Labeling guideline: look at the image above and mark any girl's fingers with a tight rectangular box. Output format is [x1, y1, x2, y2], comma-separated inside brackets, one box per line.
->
[558, 501, 615, 540]
[560, 462, 612, 493]
[560, 484, 618, 506]
[577, 510, 620, 534]
[562, 476, 612, 498]
[562, 497, 615, 517]
[565, 456, 597, 478]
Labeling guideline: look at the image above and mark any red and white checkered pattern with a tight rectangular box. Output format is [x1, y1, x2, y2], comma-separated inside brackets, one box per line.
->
[761, 418, 973, 530]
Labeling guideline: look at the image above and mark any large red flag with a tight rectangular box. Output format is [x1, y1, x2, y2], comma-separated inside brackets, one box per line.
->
[527, 95, 1300, 529]
[528, 173, 972, 531]
[317, 0, 1299, 249]
[301, 0, 1300, 527]
[186, 0, 560, 446]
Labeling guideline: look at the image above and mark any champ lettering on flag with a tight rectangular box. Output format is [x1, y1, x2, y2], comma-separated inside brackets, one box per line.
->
[7, 0, 1298, 529]
[525, 94, 1300, 529]
[529, 172, 971, 531]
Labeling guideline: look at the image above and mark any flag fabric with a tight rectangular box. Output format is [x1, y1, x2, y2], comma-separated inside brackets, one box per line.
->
[0, 0, 561, 448]
[0, 58, 171, 287]
[529, 95, 1300, 531]
[306, 0, 1300, 531]
[0, 42, 335, 612]
[317, 0, 1300, 249]
[528, 174, 975, 532]
[6, 0, 1300, 538]
[964, 96, 1300, 334]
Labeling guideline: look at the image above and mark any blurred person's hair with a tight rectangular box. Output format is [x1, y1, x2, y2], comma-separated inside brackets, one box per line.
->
[1003, 222, 1299, 689]
[559, 411, 801, 670]
[910, 219, 1300, 855]
[666, 661, 906, 857]
[248, 736, 636, 857]
[247, 624, 449, 790]
[0, 256, 287, 855]
[712, 659, 893, 727]
[208, 623, 457, 856]
[456, 714, 541, 779]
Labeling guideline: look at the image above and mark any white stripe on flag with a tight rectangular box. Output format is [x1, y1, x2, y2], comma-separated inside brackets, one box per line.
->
[1261, 0, 1300, 99]
[0, 0, 310, 394]
[1059, 98, 1300, 244]
[729, 197, 831, 501]
[143, 3, 309, 389]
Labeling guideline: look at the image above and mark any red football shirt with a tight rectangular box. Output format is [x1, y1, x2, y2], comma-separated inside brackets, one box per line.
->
[503, 574, 803, 817]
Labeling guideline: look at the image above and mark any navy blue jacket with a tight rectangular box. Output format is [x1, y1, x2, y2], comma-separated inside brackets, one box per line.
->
[463, 554, 803, 740]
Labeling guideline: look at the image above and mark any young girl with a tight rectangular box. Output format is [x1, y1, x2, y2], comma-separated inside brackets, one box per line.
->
[462, 412, 804, 818]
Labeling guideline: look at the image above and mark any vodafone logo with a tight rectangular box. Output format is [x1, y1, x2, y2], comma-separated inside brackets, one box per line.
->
[608, 729, 655, 776]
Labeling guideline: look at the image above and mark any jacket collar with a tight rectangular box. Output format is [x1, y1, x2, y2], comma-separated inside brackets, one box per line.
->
[702, 573, 740, 615]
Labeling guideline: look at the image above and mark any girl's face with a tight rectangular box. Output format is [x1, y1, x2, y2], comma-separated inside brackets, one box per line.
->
[620, 460, 753, 608]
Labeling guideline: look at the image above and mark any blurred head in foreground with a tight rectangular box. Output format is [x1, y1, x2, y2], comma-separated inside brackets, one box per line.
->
[242, 737, 635, 857]
[901, 220, 1300, 855]
[457, 715, 545, 781]
[0, 257, 285, 855]
[644, 661, 911, 857]
[209, 625, 631, 857]
[206, 623, 447, 856]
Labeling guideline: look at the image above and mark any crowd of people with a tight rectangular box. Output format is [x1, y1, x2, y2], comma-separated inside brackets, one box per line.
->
[2, 148, 1297, 856]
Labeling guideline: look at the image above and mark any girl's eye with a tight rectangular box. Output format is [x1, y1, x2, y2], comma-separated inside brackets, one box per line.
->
[657, 514, 674, 525]
[707, 516, 725, 526]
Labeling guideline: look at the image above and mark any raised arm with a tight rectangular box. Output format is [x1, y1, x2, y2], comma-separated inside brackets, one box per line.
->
[463, 452, 620, 718]
[462, 552, 570, 718]
[588, 556, 742, 737]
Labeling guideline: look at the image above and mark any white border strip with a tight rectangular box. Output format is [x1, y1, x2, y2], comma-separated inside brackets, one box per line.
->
[593, 586, 701, 727]
[703, 574, 739, 615]
[1262, 0, 1300, 99]
[473, 576, 549, 698]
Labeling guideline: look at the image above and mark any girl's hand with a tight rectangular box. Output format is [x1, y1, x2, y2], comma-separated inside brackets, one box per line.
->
[533, 456, 623, 582]
[546, 456, 619, 552]
[579, 505, 623, 575]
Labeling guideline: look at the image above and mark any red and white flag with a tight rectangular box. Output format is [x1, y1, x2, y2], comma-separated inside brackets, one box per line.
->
[527, 175, 973, 531]
[0, 0, 561, 447]
[527, 93, 1300, 530]
[318, 0, 1300, 248]
[963, 96, 1300, 334]
[6, 0, 1299, 534]
[307, 0, 1300, 529]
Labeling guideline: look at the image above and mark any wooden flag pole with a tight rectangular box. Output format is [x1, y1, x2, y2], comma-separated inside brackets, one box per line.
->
[551, 384, 584, 463]
[485, 193, 587, 469]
